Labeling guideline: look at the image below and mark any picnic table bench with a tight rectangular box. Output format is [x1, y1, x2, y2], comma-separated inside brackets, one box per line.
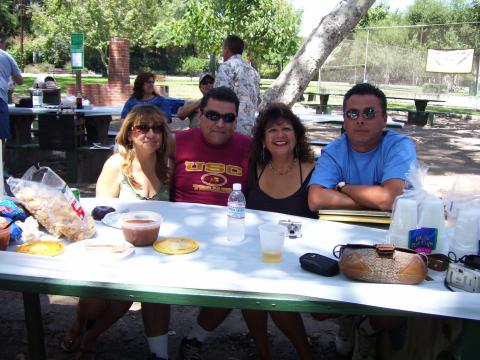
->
[386, 96, 445, 112]
[303, 92, 344, 114]
[386, 97, 445, 126]
[7, 105, 121, 183]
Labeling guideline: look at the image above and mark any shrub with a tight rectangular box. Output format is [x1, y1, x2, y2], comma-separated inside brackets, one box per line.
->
[421, 83, 448, 94]
[23, 63, 55, 74]
[259, 63, 281, 79]
[179, 56, 209, 78]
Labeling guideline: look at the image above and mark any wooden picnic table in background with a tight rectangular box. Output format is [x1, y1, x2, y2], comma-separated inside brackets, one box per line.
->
[7, 105, 121, 183]
[303, 91, 344, 114]
[386, 96, 445, 112]
[386, 96, 446, 126]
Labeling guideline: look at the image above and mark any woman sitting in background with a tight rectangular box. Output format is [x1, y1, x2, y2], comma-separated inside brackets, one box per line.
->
[244, 103, 317, 360]
[62, 105, 172, 360]
[120, 72, 185, 122]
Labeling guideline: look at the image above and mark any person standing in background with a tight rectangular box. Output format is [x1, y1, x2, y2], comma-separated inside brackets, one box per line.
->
[0, 33, 24, 163]
[214, 35, 260, 136]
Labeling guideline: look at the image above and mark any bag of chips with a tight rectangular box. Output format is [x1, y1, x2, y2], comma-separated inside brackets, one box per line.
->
[7, 166, 95, 241]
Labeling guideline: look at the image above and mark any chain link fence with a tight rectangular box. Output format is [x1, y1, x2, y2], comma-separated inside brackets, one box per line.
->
[319, 23, 480, 97]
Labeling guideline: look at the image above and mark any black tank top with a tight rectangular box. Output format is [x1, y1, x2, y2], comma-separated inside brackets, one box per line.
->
[246, 162, 318, 219]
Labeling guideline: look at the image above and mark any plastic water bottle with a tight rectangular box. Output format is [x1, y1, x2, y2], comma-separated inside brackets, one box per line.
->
[227, 183, 246, 243]
[32, 84, 43, 108]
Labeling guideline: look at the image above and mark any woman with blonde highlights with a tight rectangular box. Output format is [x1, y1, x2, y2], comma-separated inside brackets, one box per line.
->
[100, 104, 172, 200]
[62, 105, 172, 360]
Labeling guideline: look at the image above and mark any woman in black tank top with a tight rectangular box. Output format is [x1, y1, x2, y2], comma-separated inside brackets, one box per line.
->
[244, 104, 316, 359]
[247, 106, 317, 219]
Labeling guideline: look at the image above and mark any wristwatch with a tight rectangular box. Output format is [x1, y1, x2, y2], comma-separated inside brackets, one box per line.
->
[336, 181, 346, 192]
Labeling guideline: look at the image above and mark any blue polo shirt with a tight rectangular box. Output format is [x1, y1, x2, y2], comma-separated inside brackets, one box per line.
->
[309, 130, 416, 189]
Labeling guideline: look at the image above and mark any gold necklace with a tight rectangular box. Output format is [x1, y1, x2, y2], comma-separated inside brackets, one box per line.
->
[268, 159, 297, 176]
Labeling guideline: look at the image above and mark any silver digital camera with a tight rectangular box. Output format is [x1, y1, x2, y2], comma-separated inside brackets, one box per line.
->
[279, 220, 302, 238]
[446, 262, 480, 292]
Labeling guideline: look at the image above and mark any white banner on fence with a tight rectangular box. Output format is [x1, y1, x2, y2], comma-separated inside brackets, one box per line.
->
[426, 49, 474, 73]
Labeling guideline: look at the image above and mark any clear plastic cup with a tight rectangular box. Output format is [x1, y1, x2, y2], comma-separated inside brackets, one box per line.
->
[121, 211, 163, 246]
[259, 223, 286, 263]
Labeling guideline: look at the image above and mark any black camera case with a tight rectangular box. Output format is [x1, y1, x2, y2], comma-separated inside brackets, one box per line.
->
[299, 253, 339, 277]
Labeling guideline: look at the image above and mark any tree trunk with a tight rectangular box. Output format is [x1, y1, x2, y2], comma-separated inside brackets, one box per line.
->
[260, 0, 375, 109]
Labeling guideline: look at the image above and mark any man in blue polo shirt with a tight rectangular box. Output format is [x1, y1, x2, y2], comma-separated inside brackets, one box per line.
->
[308, 82, 415, 212]
[308, 83, 416, 360]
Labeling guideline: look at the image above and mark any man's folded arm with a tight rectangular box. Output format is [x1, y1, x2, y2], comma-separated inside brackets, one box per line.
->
[339, 178, 405, 211]
[308, 185, 362, 211]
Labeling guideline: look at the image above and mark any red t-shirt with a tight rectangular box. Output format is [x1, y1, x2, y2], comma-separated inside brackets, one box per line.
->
[174, 128, 251, 206]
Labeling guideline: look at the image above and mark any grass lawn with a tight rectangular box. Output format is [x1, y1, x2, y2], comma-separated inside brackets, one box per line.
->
[12, 75, 480, 116]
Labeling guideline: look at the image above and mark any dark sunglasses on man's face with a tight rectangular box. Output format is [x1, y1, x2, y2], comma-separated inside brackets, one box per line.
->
[200, 80, 214, 85]
[132, 124, 163, 134]
[203, 110, 236, 123]
[344, 107, 378, 120]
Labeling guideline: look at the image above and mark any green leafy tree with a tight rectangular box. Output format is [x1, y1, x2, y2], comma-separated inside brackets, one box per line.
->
[406, 0, 480, 49]
[179, 56, 209, 78]
[167, 0, 301, 68]
[0, 0, 18, 36]
[30, 0, 171, 68]
[358, 1, 391, 28]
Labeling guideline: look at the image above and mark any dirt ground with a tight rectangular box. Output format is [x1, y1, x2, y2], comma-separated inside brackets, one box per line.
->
[1, 111, 479, 360]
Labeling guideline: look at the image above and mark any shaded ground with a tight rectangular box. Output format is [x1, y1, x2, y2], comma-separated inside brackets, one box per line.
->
[0, 291, 339, 360]
[1, 111, 479, 359]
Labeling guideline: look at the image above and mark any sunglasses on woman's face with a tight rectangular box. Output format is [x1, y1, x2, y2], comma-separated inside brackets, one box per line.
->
[145, 80, 155, 84]
[203, 110, 236, 123]
[132, 124, 163, 134]
[344, 107, 378, 120]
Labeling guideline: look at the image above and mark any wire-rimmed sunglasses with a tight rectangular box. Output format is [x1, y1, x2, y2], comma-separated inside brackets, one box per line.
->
[344, 107, 378, 120]
[132, 124, 163, 134]
[203, 110, 236, 123]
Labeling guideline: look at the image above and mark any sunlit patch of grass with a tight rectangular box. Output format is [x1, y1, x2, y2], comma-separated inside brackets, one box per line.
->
[11, 76, 480, 116]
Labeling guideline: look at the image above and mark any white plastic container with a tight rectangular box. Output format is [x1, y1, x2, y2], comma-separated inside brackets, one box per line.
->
[388, 198, 418, 248]
[121, 211, 163, 246]
[453, 209, 480, 248]
[418, 198, 446, 253]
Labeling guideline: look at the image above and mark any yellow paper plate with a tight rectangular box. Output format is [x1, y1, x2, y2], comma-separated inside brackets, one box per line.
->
[153, 237, 199, 255]
[17, 241, 65, 257]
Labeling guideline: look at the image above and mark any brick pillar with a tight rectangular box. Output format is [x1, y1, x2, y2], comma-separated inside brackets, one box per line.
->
[108, 37, 130, 85]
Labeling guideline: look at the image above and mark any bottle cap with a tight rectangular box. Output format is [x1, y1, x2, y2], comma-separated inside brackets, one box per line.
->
[232, 183, 241, 191]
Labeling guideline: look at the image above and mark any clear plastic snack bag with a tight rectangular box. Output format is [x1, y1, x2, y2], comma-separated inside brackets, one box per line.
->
[388, 162, 447, 254]
[7, 166, 96, 241]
